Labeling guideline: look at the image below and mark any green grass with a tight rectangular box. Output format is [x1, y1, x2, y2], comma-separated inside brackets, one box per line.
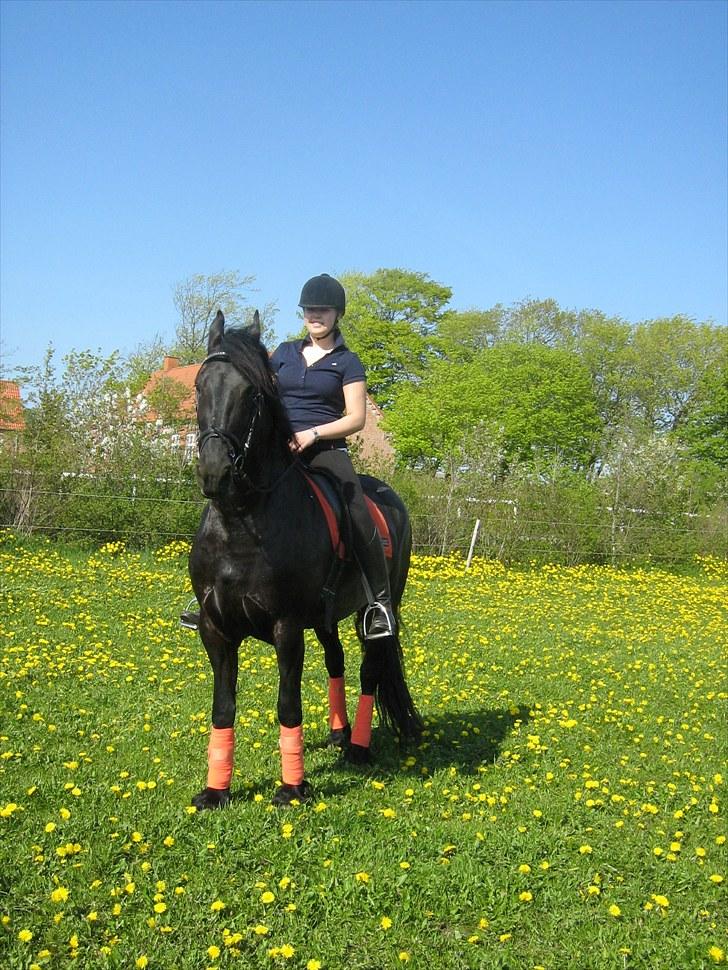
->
[1, 535, 726, 969]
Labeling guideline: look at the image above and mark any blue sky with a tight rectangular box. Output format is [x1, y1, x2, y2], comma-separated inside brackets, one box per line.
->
[1, 0, 726, 372]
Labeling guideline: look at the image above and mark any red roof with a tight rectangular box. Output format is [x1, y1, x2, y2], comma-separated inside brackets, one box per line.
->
[0, 380, 25, 431]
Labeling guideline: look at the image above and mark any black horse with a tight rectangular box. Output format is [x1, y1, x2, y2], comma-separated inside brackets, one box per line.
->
[189, 310, 421, 808]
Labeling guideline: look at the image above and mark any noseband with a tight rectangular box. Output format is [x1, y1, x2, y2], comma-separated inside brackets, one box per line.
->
[196, 351, 264, 492]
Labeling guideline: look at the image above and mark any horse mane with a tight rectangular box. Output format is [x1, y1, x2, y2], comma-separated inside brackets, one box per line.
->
[220, 328, 293, 441]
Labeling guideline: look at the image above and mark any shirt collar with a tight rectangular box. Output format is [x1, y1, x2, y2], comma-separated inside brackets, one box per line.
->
[299, 328, 346, 352]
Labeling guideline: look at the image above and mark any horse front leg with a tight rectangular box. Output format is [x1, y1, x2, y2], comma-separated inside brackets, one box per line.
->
[272, 622, 312, 806]
[314, 623, 351, 750]
[191, 619, 240, 811]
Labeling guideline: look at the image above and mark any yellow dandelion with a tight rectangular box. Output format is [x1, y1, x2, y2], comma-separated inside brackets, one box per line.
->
[135, 958, 149, 969]
[306, 961, 322, 970]
[708, 946, 725, 964]
[18, 929, 33, 942]
[355, 871, 370, 883]
[50, 886, 69, 904]
[608, 904, 622, 917]
[280, 944, 295, 958]
[398, 952, 411, 963]
[207, 945, 220, 959]
[260, 891, 275, 904]
[709, 874, 724, 884]
[210, 899, 226, 911]
[519, 891, 533, 902]
[380, 916, 392, 929]
[253, 924, 269, 935]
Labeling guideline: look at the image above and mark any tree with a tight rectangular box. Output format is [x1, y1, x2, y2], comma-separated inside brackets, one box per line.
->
[172, 271, 277, 362]
[628, 316, 722, 433]
[338, 269, 452, 406]
[386, 343, 602, 472]
[435, 307, 503, 361]
[677, 352, 728, 470]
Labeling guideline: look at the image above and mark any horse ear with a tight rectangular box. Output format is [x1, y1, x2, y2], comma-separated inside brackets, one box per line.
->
[247, 309, 261, 341]
[208, 310, 225, 352]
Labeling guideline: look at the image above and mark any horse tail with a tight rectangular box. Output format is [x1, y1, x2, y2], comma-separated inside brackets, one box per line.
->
[371, 623, 423, 744]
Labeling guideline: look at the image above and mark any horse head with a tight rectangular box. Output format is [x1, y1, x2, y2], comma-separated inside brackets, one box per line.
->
[194, 309, 272, 500]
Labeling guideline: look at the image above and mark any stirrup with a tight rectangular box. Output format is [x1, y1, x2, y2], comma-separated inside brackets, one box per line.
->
[363, 602, 395, 640]
[180, 599, 200, 630]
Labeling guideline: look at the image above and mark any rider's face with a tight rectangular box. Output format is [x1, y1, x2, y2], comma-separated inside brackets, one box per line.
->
[303, 306, 338, 340]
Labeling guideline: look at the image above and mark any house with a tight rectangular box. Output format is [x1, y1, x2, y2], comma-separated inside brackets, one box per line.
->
[0, 380, 25, 449]
[142, 356, 394, 465]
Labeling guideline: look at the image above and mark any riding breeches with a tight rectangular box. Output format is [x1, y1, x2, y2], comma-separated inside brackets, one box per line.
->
[304, 445, 390, 600]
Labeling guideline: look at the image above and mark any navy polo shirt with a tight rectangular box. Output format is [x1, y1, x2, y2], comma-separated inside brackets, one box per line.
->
[270, 331, 366, 437]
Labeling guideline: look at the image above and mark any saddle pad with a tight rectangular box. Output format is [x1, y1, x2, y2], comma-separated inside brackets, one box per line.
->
[303, 472, 392, 559]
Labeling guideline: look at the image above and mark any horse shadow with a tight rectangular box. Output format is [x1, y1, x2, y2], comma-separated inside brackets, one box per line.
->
[310, 703, 532, 796]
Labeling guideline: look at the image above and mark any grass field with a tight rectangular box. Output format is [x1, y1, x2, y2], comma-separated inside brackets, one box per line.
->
[0, 533, 726, 969]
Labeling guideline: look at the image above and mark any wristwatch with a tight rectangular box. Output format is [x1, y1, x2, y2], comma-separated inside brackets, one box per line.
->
[311, 427, 320, 440]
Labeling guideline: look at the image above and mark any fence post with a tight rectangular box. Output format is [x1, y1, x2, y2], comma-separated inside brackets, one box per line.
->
[465, 518, 481, 571]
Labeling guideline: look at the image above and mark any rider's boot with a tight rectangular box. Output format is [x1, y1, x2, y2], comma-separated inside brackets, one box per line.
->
[357, 529, 396, 640]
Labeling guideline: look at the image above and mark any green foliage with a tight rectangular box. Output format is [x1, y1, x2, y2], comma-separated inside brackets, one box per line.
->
[677, 351, 728, 470]
[387, 344, 601, 471]
[339, 268, 451, 406]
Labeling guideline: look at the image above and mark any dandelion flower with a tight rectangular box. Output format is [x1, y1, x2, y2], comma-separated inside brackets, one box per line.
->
[260, 891, 275, 904]
[380, 916, 392, 929]
[50, 886, 69, 904]
[18, 929, 33, 942]
[398, 952, 410, 962]
[207, 945, 220, 959]
[519, 891, 533, 902]
[135, 958, 149, 969]
[306, 961, 322, 970]
[608, 904, 622, 917]
[253, 924, 269, 935]
[709, 874, 724, 884]
[280, 944, 295, 958]
[210, 899, 226, 911]
[708, 946, 725, 964]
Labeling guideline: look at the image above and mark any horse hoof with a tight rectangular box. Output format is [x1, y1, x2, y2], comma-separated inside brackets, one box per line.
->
[272, 781, 313, 806]
[191, 787, 231, 811]
[345, 743, 372, 765]
[327, 724, 352, 749]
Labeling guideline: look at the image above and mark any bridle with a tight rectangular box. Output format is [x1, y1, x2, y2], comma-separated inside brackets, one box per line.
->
[195, 350, 296, 496]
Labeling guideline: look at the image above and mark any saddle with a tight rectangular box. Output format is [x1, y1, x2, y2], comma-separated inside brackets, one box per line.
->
[299, 467, 393, 628]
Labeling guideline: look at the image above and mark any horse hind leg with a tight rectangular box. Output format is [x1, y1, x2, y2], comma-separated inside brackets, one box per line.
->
[346, 614, 422, 765]
[314, 624, 351, 750]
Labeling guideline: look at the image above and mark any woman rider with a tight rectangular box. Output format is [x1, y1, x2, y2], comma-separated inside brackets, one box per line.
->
[270, 273, 395, 640]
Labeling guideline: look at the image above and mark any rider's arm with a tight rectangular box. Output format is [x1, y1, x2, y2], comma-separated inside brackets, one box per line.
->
[295, 380, 367, 450]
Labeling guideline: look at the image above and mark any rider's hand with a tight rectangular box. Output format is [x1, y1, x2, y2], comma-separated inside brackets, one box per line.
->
[289, 429, 318, 453]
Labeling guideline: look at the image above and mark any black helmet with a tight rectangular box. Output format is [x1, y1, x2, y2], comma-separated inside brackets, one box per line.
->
[298, 274, 346, 314]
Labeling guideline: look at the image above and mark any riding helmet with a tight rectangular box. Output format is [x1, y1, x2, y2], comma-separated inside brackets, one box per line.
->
[298, 274, 346, 314]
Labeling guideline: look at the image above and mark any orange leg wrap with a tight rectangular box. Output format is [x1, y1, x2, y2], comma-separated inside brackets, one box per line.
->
[279, 725, 304, 786]
[328, 676, 348, 731]
[351, 694, 375, 748]
[207, 726, 235, 790]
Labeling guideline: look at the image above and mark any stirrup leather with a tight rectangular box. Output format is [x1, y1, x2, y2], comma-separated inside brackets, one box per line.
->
[363, 602, 395, 640]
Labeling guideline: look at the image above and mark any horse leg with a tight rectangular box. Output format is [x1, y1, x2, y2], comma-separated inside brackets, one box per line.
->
[191, 621, 239, 811]
[345, 624, 386, 765]
[272, 623, 313, 806]
[314, 623, 351, 750]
